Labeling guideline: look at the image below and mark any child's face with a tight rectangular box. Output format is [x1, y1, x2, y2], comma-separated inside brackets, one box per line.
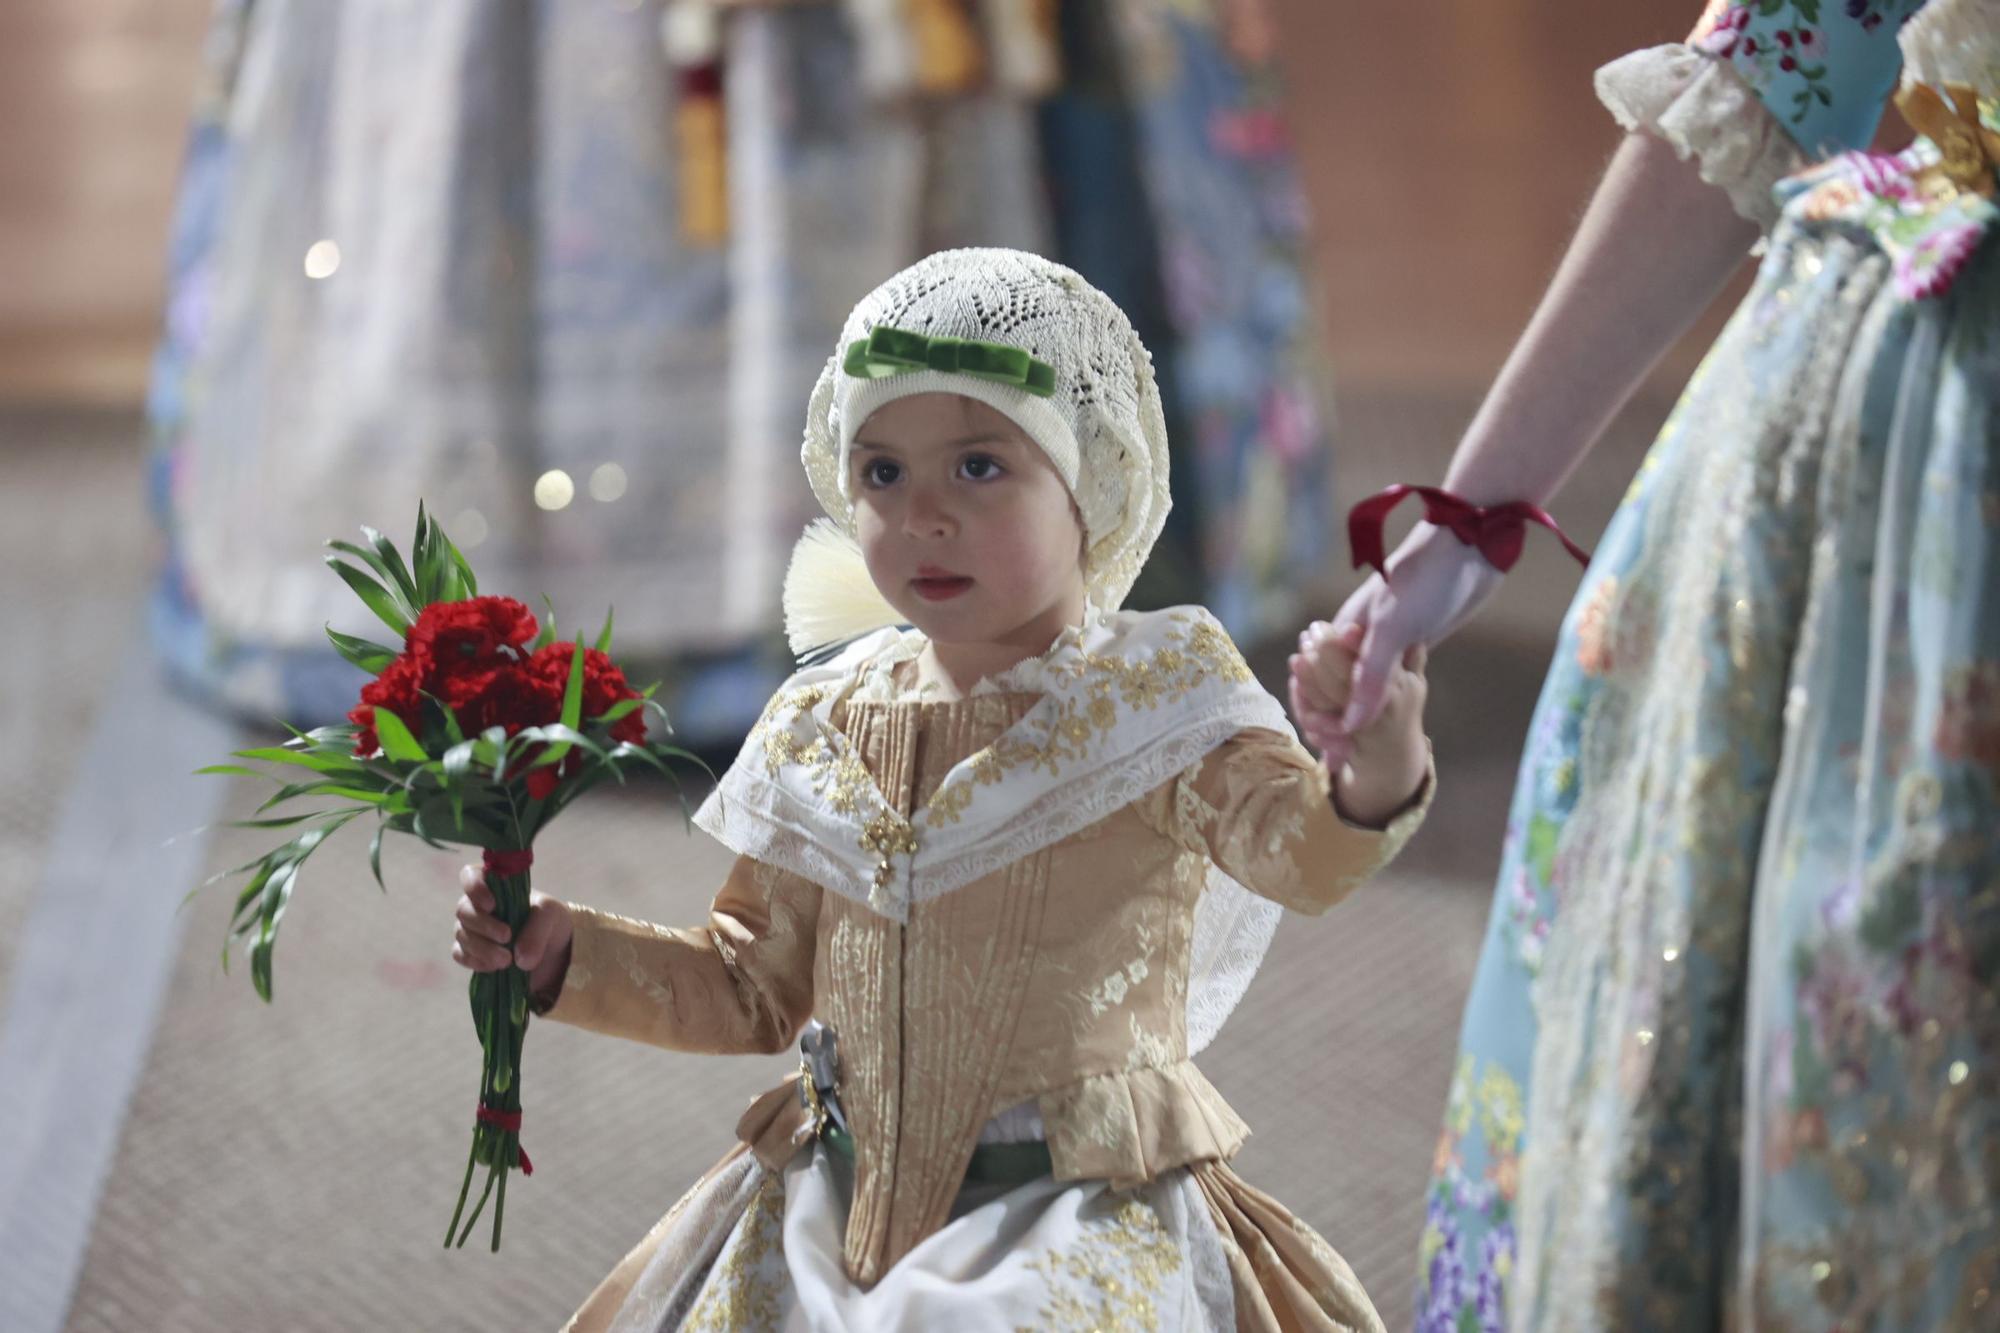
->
[849, 393, 1087, 647]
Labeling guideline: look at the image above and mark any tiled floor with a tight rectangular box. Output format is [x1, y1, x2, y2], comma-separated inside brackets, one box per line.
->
[2, 381, 1668, 1329]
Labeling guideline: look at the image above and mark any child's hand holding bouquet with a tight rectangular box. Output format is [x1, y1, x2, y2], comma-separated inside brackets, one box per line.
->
[200, 506, 703, 1251]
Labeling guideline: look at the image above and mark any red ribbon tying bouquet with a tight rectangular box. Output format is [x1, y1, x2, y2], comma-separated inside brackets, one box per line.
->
[1347, 484, 1591, 578]
[199, 506, 705, 1252]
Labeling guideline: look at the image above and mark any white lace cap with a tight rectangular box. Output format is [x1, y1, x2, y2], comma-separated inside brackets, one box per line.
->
[801, 248, 1173, 615]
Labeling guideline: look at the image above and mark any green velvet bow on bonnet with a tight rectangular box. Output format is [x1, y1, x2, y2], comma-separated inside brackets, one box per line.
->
[841, 326, 1058, 398]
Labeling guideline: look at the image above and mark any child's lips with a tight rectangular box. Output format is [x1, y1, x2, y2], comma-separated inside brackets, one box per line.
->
[910, 573, 974, 601]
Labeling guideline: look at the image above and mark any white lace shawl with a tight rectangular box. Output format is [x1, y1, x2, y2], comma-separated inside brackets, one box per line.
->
[1899, 0, 2000, 91]
[694, 604, 1290, 1056]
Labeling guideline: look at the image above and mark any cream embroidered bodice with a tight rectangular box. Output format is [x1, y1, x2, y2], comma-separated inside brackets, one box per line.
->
[544, 655, 1430, 1285]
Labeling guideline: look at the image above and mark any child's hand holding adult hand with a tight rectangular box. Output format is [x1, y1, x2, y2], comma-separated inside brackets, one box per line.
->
[452, 864, 574, 1002]
[1288, 621, 1430, 827]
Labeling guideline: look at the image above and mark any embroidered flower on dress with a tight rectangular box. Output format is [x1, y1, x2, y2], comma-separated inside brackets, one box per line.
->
[1574, 575, 1619, 676]
[1695, 4, 1754, 58]
[1933, 661, 2000, 777]
[1893, 220, 1985, 300]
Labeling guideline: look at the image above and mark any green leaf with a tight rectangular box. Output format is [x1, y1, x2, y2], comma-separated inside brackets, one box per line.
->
[325, 557, 413, 637]
[371, 708, 430, 763]
[594, 606, 614, 654]
[283, 720, 363, 751]
[408, 804, 452, 851]
[229, 809, 364, 1000]
[327, 540, 418, 623]
[256, 780, 397, 813]
[228, 810, 361, 830]
[194, 763, 265, 779]
[532, 596, 558, 652]
[442, 739, 477, 828]
[361, 524, 421, 606]
[593, 697, 645, 725]
[233, 743, 366, 774]
[424, 694, 467, 746]
[435, 520, 479, 599]
[249, 859, 301, 1002]
[449, 542, 479, 598]
[647, 742, 714, 781]
[604, 743, 675, 783]
[559, 639, 587, 731]
[228, 858, 280, 934]
[414, 503, 449, 607]
[442, 739, 478, 780]
[369, 821, 387, 891]
[325, 625, 400, 674]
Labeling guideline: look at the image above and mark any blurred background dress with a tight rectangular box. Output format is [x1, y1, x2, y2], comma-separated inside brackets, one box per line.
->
[146, 0, 1336, 747]
[1417, 2, 2000, 1328]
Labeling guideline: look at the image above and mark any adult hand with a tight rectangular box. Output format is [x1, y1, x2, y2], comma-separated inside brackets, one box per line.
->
[1316, 523, 1503, 743]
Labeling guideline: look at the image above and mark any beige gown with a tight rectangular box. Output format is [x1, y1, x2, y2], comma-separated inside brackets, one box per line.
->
[542, 656, 1431, 1331]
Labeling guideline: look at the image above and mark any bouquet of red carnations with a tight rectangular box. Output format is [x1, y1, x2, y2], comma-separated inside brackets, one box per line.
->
[201, 506, 702, 1251]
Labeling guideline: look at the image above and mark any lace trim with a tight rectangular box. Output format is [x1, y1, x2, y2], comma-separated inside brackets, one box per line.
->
[843, 612, 1102, 704]
[1595, 43, 1810, 228]
[1187, 863, 1284, 1058]
[693, 694, 1287, 912]
[909, 697, 1291, 903]
[978, 1100, 1048, 1144]
[1899, 0, 2000, 92]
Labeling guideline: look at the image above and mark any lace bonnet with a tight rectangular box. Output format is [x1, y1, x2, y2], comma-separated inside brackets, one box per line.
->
[787, 248, 1173, 654]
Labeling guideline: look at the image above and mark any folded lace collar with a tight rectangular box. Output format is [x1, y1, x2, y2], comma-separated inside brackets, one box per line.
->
[694, 604, 1287, 919]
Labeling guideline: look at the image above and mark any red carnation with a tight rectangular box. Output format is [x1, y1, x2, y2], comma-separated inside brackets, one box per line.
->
[527, 642, 647, 746]
[408, 597, 538, 674]
[348, 652, 428, 756]
[524, 755, 583, 801]
[443, 664, 564, 739]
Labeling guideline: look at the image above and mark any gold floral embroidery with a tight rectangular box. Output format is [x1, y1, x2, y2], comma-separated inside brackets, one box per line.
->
[1084, 927, 1156, 1018]
[925, 613, 1256, 825]
[1017, 1197, 1184, 1331]
[751, 685, 830, 779]
[749, 683, 920, 898]
[859, 810, 920, 909]
[1171, 765, 1220, 855]
[682, 1175, 786, 1331]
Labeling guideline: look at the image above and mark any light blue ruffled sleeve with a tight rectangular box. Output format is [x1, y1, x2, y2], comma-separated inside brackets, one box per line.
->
[1688, 0, 1928, 155]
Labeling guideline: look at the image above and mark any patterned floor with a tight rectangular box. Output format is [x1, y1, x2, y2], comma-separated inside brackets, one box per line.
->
[3, 387, 1662, 1330]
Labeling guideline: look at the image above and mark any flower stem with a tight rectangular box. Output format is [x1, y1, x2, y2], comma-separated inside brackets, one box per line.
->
[443, 856, 534, 1251]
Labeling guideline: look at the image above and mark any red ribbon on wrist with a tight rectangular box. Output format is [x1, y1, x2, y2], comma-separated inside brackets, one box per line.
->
[483, 848, 534, 877]
[1348, 484, 1591, 578]
[475, 1104, 533, 1175]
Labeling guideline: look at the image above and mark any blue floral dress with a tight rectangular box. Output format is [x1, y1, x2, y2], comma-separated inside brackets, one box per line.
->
[147, 0, 1334, 742]
[1419, 2, 2000, 1328]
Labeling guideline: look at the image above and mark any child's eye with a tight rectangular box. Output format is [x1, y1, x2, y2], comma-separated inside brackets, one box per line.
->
[858, 458, 902, 489]
[958, 454, 1005, 482]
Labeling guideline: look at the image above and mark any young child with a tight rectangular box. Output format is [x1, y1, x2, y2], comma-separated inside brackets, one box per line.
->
[452, 248, 1431, 1331]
